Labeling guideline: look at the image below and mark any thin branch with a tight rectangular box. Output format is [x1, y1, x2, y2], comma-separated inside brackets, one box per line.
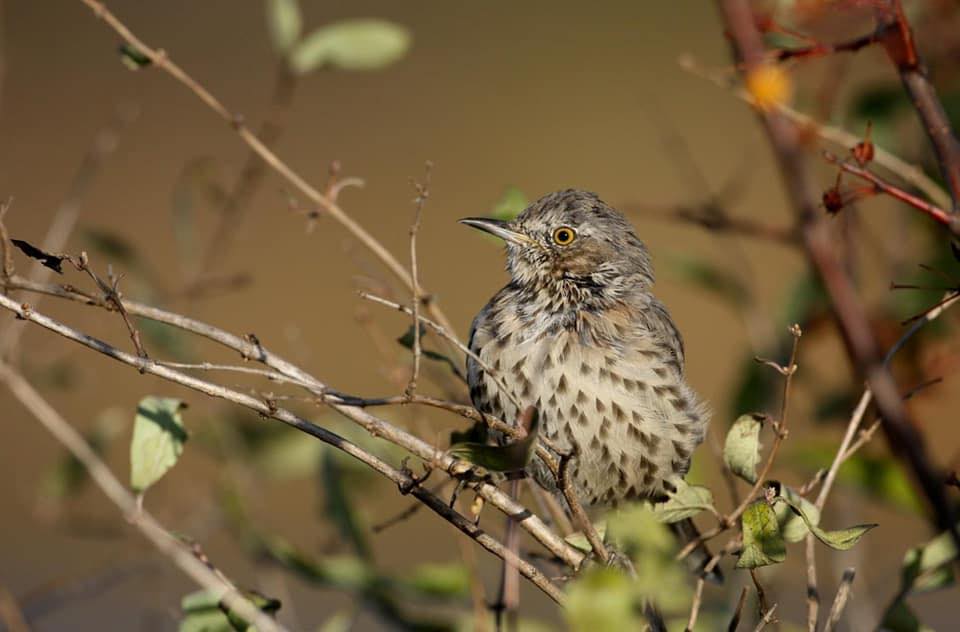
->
[823, 568, 856, 632]
[359, 291, 526, 413]
[405, 162, 432, 396]
[0, 360, 287, 632]
[752, 603, 778, 632]
[558, 450, 609, 564]
[0, 292, 581, 589]
[0, 197, 13, 282]
[155, 361, 316, 389]
[77, 0, 462, 346]
[726, 585, 749, 632]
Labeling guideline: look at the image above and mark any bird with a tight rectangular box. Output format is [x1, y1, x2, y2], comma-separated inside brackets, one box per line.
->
[461, 188, 715, 579]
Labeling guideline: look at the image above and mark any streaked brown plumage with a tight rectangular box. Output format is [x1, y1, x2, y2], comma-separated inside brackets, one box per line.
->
[462, 189, 716, 578]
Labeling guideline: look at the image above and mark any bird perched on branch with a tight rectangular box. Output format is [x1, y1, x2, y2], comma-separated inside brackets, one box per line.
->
[461, 189, 715, 581]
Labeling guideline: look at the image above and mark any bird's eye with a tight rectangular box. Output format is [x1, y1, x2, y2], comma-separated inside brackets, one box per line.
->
[552, 226, 576, 246]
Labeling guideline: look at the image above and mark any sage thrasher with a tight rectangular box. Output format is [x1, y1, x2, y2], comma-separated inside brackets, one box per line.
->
[462, 188, 716, 578]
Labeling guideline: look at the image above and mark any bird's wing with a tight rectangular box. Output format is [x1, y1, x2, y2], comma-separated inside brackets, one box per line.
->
[638, 295, 685, 374]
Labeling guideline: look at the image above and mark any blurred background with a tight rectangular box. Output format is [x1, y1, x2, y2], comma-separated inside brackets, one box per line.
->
[1, 1, 959, 629]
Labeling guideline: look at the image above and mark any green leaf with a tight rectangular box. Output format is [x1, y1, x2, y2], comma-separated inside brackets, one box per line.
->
[265, 0, 302, 54]
[607, 504, 674, 554]
[901, 527, 957, 594]
[119, 44, 151, 70]
[879, 600, 934, 632]
[130, 396, 188, 494]
[401, 563, 470, 599]
[723, 413, 765, 484]
[776, 493, 876, 551]
[565, 567, 639, 631]
[448, 409, 539, 472]
[490, 186, 528, 221]
[564, 522, 607, 553]
[774, 486, 820, 543]
[222, 590, 281, 632]
[651, 479, 716, 523]
[737, 501, 786, 568]
[179, 589, 280, 632]
[290, 19, 411, 74]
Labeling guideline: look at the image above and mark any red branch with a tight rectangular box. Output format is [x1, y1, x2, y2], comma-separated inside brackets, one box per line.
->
[823, 151, 960, 235]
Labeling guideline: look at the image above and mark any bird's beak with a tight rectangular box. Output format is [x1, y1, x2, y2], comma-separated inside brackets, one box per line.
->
[459, 217, 531, 245]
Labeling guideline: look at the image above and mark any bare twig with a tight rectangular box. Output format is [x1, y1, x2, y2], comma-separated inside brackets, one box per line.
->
[0, 360, 287, 632]
[823, 568, 856, 632]
[75, 255, 148, 360]
[558, 450, 609, 564]
[77, 0, 462, 347]
[405, 162, 432, 396]
[753, 603, 778, 632]
[359, 291, 525, 413]
[0, 197, 13, 282]
[726, 585, 749, 632]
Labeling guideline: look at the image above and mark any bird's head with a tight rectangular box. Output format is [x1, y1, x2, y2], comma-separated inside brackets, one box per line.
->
[461, 189, 654, 306]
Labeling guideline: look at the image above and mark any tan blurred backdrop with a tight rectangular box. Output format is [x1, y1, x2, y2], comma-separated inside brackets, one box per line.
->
[1, 1, 957, 630]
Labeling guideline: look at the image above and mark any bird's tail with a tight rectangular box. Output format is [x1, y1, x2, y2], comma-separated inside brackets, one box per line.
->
[669, 517, 724, 584]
